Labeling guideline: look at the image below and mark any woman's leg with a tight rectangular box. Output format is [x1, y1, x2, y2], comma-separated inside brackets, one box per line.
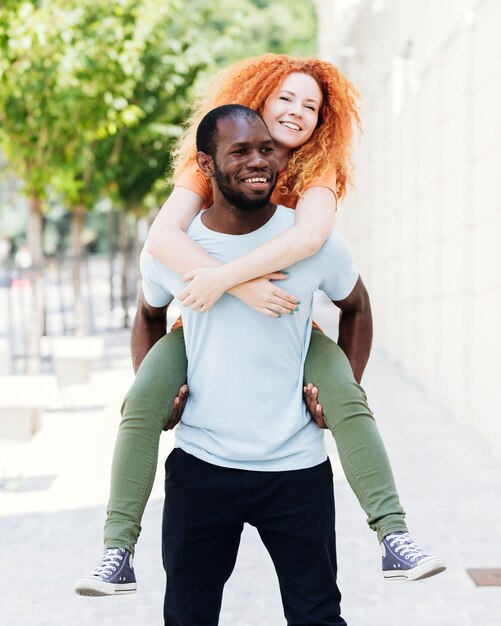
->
[104, 327, 187, 553]
[304, 328, 407, 542]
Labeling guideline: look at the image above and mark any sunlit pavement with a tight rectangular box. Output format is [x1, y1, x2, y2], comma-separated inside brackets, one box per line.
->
[1, 294, 501, 626]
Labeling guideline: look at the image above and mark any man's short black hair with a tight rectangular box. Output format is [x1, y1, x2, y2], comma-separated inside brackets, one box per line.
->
[196, 105, 261, 158]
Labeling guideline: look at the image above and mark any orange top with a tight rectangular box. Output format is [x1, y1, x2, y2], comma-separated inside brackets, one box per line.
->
[175, 160, 338, 209]
[170, 161, 336, 331]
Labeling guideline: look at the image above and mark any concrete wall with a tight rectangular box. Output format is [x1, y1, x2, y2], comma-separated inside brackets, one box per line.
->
[320, 0, 501, 458]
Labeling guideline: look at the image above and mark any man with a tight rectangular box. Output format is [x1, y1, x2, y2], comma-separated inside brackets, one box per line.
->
[139, 104, 365, 625]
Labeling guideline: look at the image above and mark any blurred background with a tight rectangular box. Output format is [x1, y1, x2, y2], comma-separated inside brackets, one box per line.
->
[328, 0, 501, 461]
[1, 1, 500, 625]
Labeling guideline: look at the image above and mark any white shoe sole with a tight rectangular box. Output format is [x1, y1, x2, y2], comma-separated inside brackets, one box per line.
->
[384, 556, 447, 581]
[75, 577, 137, 596]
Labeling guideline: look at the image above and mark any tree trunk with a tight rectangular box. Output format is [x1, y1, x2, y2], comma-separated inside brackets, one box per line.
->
[119, 211, 130, 328]
[70, 204, 86, 335]
[26, 196, 45, 374]
[108, 207, 116, 313]
[133, 213, 148, 301]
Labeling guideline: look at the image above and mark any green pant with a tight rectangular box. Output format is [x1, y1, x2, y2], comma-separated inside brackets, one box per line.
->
[104, 327, 407, 553]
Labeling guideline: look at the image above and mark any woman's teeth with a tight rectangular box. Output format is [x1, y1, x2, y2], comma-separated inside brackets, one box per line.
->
[280, 121, 301, 131]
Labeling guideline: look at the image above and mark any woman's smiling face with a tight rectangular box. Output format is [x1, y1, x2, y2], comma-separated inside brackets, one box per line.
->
[262, 72, 323, 155]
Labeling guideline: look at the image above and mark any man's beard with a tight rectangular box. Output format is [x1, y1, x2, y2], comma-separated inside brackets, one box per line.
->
[214, 165, 276, 211]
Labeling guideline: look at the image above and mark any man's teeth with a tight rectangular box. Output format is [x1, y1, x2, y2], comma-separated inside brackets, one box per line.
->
[244, 177, 268, 183]
[281, 121, 300, 131]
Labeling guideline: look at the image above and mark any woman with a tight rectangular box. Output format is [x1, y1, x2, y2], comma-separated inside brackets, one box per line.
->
[75, 54, 445, 596]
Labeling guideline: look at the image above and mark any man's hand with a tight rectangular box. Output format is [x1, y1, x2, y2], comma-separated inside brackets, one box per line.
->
[303, 383, 327, 429]
[163, 384, 189, 431]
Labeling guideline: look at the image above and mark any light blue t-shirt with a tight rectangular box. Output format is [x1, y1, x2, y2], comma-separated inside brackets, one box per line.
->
[141, 205, 358, 471]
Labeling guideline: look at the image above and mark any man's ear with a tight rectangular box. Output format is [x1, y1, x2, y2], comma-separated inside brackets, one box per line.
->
[196, 151, 215, 179]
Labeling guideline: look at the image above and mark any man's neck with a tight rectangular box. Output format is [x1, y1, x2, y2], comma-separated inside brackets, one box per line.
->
[201, 199, 277, 235]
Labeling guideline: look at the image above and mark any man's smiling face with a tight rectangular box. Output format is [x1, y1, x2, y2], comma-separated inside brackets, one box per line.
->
[211, 115, 279, 211]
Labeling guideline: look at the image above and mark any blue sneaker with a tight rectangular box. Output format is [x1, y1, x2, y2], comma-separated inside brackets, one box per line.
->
[382, 532, 446, 581]
[75, 548, 137, 596]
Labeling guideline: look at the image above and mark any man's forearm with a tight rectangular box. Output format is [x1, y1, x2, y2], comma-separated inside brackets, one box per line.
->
[337, 299, 372, 384]
[131, 303, 168, 373]
[332, 277, 373, 383]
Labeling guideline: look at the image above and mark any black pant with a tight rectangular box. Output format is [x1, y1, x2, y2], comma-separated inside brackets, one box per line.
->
[162, 448, 347, 626]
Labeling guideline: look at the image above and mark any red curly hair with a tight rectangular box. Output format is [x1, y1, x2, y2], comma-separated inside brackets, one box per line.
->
[172, 54, 361, 199]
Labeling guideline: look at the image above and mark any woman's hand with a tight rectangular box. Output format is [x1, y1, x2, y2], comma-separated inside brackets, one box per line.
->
[179, 267, 230, 311]
[179, 268, 300, 317]
[230, 273, 300, 318]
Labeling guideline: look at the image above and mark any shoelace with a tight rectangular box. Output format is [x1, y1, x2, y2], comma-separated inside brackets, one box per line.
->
[385, 533, 427, 563]
[92, 549, 124, 577]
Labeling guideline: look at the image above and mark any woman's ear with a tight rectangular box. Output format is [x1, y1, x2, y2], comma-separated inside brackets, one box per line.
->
[196, 151, 215, 179]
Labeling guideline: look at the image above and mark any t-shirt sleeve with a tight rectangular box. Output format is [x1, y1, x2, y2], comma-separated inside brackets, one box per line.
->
[304, 169, 338, 200]
[140, 247, 175, 308]
[318, 230, 359, 301]
[175, 161, 213, 208]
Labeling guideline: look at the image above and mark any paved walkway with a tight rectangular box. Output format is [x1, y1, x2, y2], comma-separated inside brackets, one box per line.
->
[1, 297, 501, 625]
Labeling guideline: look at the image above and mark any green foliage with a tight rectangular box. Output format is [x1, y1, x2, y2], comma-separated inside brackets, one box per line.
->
[231, 0, 318, 58]
[0, 0, 207, 207]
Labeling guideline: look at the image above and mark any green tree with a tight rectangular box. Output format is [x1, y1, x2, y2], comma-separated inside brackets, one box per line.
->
[0, 1, 77, 369]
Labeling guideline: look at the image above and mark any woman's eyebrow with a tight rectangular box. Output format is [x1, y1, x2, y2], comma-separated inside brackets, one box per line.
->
[279, 90, 320, 105]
